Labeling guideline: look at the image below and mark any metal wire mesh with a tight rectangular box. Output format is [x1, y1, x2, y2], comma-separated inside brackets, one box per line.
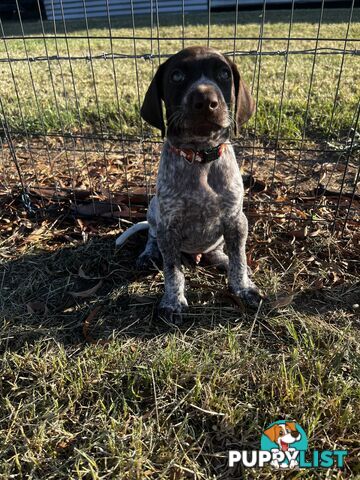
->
[0, 0, 359, 234]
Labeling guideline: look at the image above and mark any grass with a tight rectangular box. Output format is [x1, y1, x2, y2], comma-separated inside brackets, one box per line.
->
[0, 212, 359, 478]
[0, 6, 360, 479]
[0, 7, 359, 140]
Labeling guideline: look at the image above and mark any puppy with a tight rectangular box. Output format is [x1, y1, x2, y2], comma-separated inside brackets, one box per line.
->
[116, 46, 262, 321]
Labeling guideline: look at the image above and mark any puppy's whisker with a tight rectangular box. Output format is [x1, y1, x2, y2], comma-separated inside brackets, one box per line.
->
[168, 113, 182, 129]
[169, 111, 185, 131]
[227, 114, 236, 130]
[167, 113, 179, 128]
[167, 110, 185, 129]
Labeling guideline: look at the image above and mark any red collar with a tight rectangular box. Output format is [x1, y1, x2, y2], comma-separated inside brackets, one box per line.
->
[169, 143, 227, 164]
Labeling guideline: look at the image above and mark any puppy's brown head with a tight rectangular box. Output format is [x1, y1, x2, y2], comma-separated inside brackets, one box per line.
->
[140, 46, 255, 147]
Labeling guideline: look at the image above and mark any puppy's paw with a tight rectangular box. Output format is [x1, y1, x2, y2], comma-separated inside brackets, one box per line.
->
[230, 282, 263, 309]
[240, 287, 263, 308]
[158, 295, 188, 325]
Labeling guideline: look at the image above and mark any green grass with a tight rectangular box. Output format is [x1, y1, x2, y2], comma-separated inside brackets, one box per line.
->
[1, 318, 358, 478]
[1, 224, 359, 478]
[1, 7, 360, 479]
[0, 7, 359, 140]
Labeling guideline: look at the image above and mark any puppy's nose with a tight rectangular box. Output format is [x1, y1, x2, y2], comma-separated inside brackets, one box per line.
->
[190, 86, 219, 113]
[291, 431, 300, 439]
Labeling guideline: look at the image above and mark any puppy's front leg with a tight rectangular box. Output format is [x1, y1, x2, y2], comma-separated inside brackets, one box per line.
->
[157, 222, 188, 322]
[224, 212, 262, 308]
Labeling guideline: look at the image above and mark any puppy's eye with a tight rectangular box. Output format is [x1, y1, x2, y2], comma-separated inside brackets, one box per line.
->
[218, 68, 231, 81]
[170, 70, 185, 83]
[279, 431, 284, 436]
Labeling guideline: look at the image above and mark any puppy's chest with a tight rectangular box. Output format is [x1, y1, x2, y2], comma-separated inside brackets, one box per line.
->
[158, 159, 242, 216]
[160, 171, 227, 220]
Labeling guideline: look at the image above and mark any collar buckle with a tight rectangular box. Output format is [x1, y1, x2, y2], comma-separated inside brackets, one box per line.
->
[202, 146, 221, 163]
[178, 149, 195, 164]
[187, 150, 196, 164]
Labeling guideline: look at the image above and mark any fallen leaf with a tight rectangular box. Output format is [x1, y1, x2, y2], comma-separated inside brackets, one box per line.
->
[30, 187, 90, 201]
[82, 306, 109, 345]
[83, 306, 101, 342]
[78, 265, 103, 280]
[56, 435, 78, 451]
[72, 201, 146, 220]
[73, 202, 114, 217]
[246, 246, 260, 273]
[56, 441, 69, 450]
[76, 218, 88, 231]
[328, 271, 344, 286]
[293, 209, 308, 220]
[25, 224, 50, 243]
[270, 294, 294, 308]
[308, 229, 322, 237]
[70, 279, 103, 298]
[313, 278, 324, 290]
[286, 227, 308, 240]
[103, 209, 145, 219]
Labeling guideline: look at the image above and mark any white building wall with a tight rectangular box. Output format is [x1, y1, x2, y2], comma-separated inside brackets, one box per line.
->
[44, 0, 208, 21]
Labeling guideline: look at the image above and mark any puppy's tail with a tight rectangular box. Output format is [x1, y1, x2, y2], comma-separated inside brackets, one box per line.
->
[115, 221, 149, 248]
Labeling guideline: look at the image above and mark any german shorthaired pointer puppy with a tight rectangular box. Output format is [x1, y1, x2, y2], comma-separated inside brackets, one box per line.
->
[116, 46, 262, 321]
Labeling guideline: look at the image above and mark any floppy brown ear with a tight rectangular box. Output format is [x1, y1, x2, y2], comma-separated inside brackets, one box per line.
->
[227, 59, 255, 134]
[264, 425, 279, 443]
[140, 62, 168, 138]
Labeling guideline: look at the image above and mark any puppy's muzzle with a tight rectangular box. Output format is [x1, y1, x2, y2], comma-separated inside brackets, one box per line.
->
[184, 83, 229, 133]
[188, 84, 220, 114]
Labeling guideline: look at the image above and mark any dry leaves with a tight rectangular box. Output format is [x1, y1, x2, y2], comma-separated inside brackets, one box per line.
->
[70, 280, 103, 298]
[286, 227, 308, 240]
[82, 306, 109, 345]
[78, 265, 103, 280]
[270, 294, 295, 309]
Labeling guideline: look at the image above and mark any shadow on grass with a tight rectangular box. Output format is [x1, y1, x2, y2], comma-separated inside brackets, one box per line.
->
[1, 232, 358, 354]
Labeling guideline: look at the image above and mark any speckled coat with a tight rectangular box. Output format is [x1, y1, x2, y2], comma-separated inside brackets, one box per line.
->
[125, 46, 262, 320]
[138, 140, 261, 319]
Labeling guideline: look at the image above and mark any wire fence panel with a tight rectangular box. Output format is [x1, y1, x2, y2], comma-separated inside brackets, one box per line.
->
[0, 0, 359, 234]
